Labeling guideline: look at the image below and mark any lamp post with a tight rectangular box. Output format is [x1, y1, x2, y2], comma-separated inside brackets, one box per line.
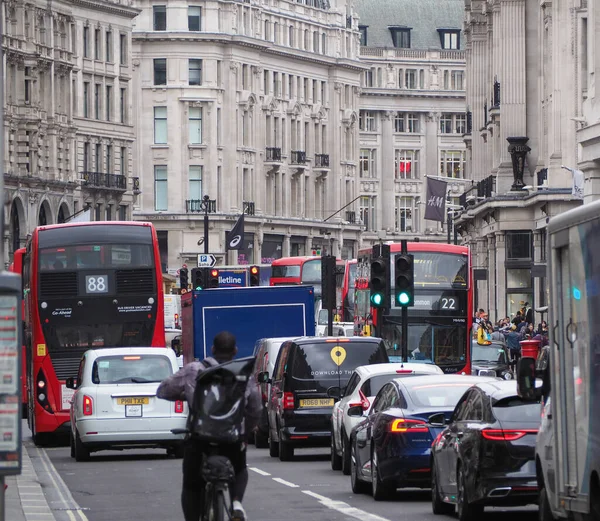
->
[507, 136, 531, 191]
[199, 195, 216, 254]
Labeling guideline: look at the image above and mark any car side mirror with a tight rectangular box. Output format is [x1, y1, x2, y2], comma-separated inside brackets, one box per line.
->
[429, 412, 446, 427]
[65, 377, 76, 389]
[327, 386, 341, 399]
[257, 371, 271, 384]
[516, 358, 541, 401]
[347, 405, 363, 417]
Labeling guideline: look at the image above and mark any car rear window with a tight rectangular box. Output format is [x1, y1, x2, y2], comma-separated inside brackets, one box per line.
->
[407, 383, 475, 408]
[291, 341, 387, 385]
[361, 374, 419, 397]
[492, 396, 542, 422]
[92, 354, 173, 384]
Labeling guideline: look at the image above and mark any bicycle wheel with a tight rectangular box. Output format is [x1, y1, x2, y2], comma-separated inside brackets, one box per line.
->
[212, 488, 226, 521]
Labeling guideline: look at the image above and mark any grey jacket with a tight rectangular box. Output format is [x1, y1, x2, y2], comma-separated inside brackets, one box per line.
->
[156, 358, 263, 434]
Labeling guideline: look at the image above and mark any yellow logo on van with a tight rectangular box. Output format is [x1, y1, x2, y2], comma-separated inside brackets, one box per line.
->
[330, 346, 347, 366]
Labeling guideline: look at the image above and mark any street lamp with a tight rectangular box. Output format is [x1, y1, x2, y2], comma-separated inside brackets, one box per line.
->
[197, 195, 216, 254]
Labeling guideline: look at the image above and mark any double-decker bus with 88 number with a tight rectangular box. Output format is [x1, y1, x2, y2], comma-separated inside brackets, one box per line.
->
[22, 221, 165, 444]
[355, 242, 472, 375]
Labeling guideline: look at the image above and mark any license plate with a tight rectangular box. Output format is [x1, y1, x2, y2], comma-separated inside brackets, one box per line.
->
[299, 398, 334, 408]
[116, 397, 149, 405]
[125, 404, 142, 417]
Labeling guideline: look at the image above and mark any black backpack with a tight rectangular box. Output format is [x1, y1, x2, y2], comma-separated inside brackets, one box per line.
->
[188, 356, 256, 444]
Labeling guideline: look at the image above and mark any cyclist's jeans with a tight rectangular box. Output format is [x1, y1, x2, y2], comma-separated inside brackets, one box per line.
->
[182, 440, 249, 521]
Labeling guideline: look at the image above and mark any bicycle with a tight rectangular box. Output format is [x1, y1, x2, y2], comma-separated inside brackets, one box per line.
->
[172, 429, 237, 521]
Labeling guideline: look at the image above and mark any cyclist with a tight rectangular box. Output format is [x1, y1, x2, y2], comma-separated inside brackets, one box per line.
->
[157, 331, 262, 521]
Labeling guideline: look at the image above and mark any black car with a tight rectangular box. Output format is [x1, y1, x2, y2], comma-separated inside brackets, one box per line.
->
[471, 341, 513, 380]
[349, 375, 494, 500]
[431, 380, 541, 520]
[261, 336, 389, 461]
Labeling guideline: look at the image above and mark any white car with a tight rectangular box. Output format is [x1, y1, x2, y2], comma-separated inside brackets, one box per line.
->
[330, 362, 444, 474]
[68, 347, 187, 462]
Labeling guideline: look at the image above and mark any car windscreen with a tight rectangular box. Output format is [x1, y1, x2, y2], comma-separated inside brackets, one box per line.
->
[291, 341, 387, 386]
[92, 354, 173, 384]
[472, 344, 508, 364]
[492, 396, 542, 422]
[406, 382, 475, 408]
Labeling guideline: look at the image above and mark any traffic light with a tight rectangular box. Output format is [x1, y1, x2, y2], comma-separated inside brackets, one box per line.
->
[395, 253, 414, 307]
[179, 268, 188, 289]
[191, 267, 207, 290]
[321, 255, 337, 310]
[249, 266, 260, 286]
[208, 269, 219, 288]
[370, 244, 390, 308]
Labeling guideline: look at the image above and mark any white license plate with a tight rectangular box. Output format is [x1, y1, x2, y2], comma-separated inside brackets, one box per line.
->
[125, 404, 142, 417]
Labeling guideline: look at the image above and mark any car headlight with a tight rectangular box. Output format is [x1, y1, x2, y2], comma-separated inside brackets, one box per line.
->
[503, 371, 513, 380]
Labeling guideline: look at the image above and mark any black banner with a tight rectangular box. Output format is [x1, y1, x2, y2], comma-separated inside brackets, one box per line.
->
[424, 177, 448, 222]
[225, 214, 245, 251]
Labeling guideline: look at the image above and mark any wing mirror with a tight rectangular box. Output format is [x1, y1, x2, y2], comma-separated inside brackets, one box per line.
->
[257, 371, 271, 384]
[516, 357, 541, 401]
[347, 405, 364, 417]
[429, 412, 446, 427]
[65, 377, 76, 389]
[327, 386, 341, 399]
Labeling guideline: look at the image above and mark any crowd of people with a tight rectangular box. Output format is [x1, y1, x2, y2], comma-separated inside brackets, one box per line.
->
[473, 304, 549, 367]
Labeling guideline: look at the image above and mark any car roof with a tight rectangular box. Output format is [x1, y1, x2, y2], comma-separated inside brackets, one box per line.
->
[393, 374, 496, 390]
[292, 336, 381, 345]
[261, 337, 300, 344]
[355, 362, 443, 378]
[474, 379, 519, 400]
[84, 347, 175, 360]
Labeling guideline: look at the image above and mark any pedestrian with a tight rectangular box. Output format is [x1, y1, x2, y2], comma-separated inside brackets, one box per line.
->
[504, 324, 521, 369]
[477, 321, 491, 345]
[491, 325, 504, 343]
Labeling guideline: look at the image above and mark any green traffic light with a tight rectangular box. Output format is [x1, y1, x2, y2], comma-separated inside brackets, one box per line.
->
[370, 293, 384, 306]
[397, 292, 410, 305]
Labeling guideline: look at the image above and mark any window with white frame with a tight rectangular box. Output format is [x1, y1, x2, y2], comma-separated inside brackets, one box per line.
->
[359, 196, 376, 231]
[188, 6, 201, 31]
[405, 69, 417, 89]
[440, 150, 466, 179]
[395, 149, 419, 179]
[455, 113, 466, 134]
[154, 106, 167, 144]
[359, 149, 376, 178]
[189, 59, 202, 85]
[451, 70, 464, 90]
[394, 112, 405, 132]
[359, 110, 376, 131]
[440, 113, 453, 133]
[394, 112, 419, 133]
[189, 107, 202, 144]
[439, 29, 460, 50]
[407, 113, 419, 132]
[154, 165, 168, 211]
[189, 166, 202, 200]
[395, 196, 415, 232]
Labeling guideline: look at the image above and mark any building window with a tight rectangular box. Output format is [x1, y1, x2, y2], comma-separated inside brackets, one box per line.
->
[438, 29, 460, 50]
[83, 82, 90, 118]
[359, 110, 376, 132]
[451, 70, 464, 90]
[83, 142, 90, 170]
[153, 6, 166, 31]
[506, 231, 532, 260]
[189, 59, 202, 85]
[455, 113, 466, 134]
[394, 112, 419, 133]
[153, 58, 167, 85]
[95, 143, 102, 171]
[405, 69, 417, 89]
[94, 84, 101, 119]
[439, 150, 466, 178]
[120, 146, 127, 175]
[407, 113, 419, 132]
[188, 6, 201, 31]
[119, 34, 127, 64]
[390, 28, 410, 48]
[120, 87, 126, 123]
[440, 113, 453, 133]
[154, 165, 168, 211]
[189, 166, 202, 199]
[119, 205, 127, 220]
[95, 204, 102, 221]
[105, 31, 112, 62]
[154, 106, 167, 144]
[189, 107, 202, 144]
[106, 204, 112, 221]
[83, 26, 89, 57]
[359, 196, 376, 231]
[395, 149, 419, 180]
[358, 25, 367, 46]
[364, 68, 374, 88]
[106, 145, 112, 174]
[94, 28, 101, 59]
[105, 85, 112, 121]
[395, 197, 415, 232]
[359, 149, 376, 178]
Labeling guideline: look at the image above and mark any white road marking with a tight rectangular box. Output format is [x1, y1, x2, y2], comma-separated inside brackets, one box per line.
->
[249, 467, 271, 476]
[272, 477, 300, 488]
[302, 490, 393, 521]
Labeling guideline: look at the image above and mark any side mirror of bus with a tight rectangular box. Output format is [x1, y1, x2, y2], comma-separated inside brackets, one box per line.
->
[257, 372, 271, 384]
[516, 358, 540, 401]
[65, 377, 76, 390]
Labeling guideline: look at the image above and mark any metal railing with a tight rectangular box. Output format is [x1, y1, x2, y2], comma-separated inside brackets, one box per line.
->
[243, 201, 255, 215]
[314, 154, 330, 168]
[291, 151, 307, 165]
[185, 199, 216, 213]
[81, 171, 126, 190]
[265, 147, 282, 162]
[345, 211, 356, 224]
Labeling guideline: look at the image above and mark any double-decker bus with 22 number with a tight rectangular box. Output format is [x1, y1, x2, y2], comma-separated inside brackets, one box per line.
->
[355, 242, 472, 375]
[22, 221, 165, 444]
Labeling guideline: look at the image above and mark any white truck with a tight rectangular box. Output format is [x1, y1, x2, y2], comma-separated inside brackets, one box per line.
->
[517, 199, 600, 521]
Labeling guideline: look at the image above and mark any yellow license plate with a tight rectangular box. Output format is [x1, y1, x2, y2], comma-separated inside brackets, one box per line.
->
[299, 398, 334, 408]
[116, 397, 149, 405]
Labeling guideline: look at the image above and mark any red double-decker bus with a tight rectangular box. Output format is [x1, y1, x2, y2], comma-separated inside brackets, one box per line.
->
[341, 259, 357, 322]
[22, 221, 165, 444]
[355, 242, 472, 375]
[9, 247, 27, 418]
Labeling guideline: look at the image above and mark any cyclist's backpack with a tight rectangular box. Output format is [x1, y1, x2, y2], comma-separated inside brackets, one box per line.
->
[188, 356, 256, 444]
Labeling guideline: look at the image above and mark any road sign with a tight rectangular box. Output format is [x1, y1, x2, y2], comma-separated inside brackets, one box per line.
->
[197, 254, 217, 268]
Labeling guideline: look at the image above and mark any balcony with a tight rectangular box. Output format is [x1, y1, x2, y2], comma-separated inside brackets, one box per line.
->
[81, 172, 126, 191]
[345, 211, 356, 224]
[243, 201, 255, 216]
[291, 151, 307, 165]
[314, 154, 330, 168]
[265, 147, 282, 162]
[186, 199, 216, 213]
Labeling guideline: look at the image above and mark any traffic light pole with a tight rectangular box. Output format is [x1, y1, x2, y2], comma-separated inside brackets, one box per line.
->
[401, 240, 408, 363]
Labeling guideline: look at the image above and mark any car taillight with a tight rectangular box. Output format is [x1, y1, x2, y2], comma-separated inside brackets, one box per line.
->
[481, 429, 538, 441]
[175, 400, 184, 413]
[389, 418, 429, 433]
[83, 395, 93, 416]
[396, 369, 414, 374]
[282, 392, 295, 410]
[432, 432, 444, 447]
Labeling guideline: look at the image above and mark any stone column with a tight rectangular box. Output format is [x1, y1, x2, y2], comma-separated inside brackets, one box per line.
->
[283, 234, 291, 257]
[381, 111, 395, 230]
[424, 112, 439, 177]
[494, 231, 507, 319]
[305, 171, 315, 218]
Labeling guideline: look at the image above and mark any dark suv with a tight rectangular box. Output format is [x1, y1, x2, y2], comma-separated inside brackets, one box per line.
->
[262, 336, 389, 461]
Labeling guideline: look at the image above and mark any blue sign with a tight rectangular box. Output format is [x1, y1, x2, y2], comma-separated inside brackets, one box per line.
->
[218, 270, 247, 287]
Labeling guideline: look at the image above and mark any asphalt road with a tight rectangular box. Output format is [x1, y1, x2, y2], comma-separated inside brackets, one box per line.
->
[39, 441, 539, 521]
